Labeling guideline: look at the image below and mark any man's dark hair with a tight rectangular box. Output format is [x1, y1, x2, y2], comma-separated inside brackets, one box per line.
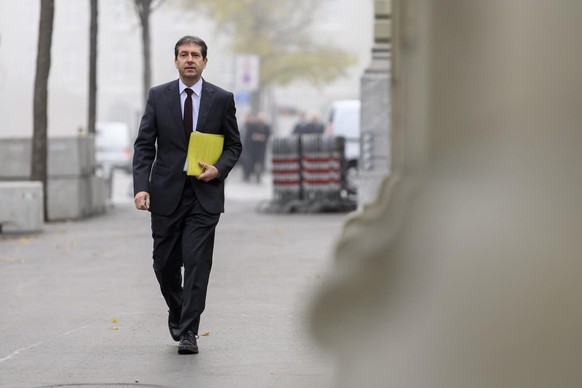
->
[174, 35, 208, 59]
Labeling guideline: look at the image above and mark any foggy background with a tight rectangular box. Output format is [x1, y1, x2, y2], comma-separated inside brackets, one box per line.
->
[0, 0, 373, 139]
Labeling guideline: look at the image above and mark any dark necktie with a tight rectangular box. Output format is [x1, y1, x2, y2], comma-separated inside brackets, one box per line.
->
[184, 88, 194, 140]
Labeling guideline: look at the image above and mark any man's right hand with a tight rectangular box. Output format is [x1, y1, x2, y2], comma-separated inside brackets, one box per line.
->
[134, 191, 150, 210]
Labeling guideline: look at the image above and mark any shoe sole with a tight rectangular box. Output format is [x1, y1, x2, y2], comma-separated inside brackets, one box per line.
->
[178, 346, 199, 354]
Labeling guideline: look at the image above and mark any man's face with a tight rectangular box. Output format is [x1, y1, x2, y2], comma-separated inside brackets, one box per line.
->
[175, 43, 207, 85]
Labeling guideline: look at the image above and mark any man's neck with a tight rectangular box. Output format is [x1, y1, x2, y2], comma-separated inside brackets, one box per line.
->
[181, 77, 200, 87]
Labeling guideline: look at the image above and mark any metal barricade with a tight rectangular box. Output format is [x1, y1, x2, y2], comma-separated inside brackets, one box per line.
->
[271, 137, 301, 203]
[263, 134, 354, 213]
[301, 134, 343, 202]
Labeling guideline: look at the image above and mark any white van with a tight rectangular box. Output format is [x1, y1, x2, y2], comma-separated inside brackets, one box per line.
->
[326, 100, 361, 161]
[325, 100, 361, 194]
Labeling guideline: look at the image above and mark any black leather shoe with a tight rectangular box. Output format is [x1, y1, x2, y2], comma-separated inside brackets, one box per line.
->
[168, 309, 181, 342]
[178, 331, 199, 354]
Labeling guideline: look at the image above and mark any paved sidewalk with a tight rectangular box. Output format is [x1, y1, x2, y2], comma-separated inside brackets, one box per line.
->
[0, 170, 346, 388]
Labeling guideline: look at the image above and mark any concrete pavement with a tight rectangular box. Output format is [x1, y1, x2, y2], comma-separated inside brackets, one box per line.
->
[0, 168, 347, 388]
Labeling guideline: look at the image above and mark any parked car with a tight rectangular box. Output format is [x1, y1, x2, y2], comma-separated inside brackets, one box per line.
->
[325, 100, 361, 195]
[95, 121, 134, 178]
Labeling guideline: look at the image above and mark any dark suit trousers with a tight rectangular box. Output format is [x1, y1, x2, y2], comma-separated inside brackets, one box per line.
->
[150, 179, 220, 335]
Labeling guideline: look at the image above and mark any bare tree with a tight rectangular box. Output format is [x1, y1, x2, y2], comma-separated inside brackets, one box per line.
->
[88, 0, 98, 134]
[133, 0, 166, 105]
[32, 0, 55, 221]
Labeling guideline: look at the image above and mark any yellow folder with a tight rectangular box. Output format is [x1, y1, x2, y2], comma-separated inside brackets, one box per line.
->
[186, 132, 224, 176]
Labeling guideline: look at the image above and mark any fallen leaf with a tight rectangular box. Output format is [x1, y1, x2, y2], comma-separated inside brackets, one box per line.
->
[0, 257, 23, 263]
[112, 318, 119, 323]
[110, 327, 119, 331]
[201, 331, 210, 336]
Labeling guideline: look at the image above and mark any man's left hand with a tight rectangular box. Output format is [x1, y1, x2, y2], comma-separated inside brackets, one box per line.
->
[197, 162, 220, 182]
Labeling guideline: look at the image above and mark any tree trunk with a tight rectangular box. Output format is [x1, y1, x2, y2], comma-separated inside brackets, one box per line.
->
[139, 0, 152, 105]
[134, 0, 163, 107]
[32, 0, 54, 222]
[142, 15, 151, 105]
[88, 0, 98, 134]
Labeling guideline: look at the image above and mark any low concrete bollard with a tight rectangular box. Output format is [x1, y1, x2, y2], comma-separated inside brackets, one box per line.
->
[0, 181, 43, 233]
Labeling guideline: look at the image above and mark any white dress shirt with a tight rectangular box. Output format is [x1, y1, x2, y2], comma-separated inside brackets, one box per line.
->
[179, 78, 203, 132]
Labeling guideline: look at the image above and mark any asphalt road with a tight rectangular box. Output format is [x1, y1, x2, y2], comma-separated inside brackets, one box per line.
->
[0, 169, 346, 388]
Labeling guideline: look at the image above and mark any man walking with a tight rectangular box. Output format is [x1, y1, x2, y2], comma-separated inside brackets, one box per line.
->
[132, 36, 242, 354]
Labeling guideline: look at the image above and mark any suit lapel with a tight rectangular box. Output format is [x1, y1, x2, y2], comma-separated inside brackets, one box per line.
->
[166, 80, 184, 140]
[197, 80, 215, 132]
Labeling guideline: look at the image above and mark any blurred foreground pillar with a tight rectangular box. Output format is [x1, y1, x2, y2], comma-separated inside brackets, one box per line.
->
[357, 0, 392, 209]
[310, 1, 582, 387]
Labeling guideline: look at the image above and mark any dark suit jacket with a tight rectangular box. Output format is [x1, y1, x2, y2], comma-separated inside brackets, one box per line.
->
[133, 79, 242, 215]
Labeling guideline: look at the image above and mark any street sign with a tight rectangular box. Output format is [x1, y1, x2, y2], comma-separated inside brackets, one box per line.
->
[235, 91, 252, 106]
[234, 55, 260, 91]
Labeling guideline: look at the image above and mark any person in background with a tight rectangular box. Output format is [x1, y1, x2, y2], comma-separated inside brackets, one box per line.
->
[293, 111, 324, 135]
[243, 111, 271, 183]
[292, 111, 309, 135]
[241, 112, 256, 182]
[306, 113, 325, 134]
